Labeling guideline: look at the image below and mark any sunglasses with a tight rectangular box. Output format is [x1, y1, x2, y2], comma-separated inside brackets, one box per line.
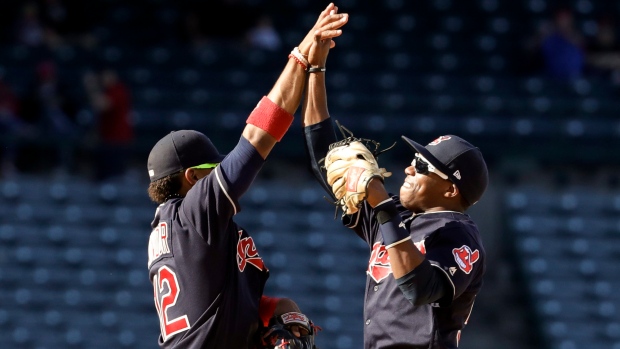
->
[412, 154, 449, 180]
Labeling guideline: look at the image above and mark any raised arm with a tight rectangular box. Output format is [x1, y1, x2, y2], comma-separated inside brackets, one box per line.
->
[243, 3, 348, 159]
[301, 7, 347, 197]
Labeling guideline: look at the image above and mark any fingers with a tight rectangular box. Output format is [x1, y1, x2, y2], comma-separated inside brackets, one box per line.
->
[291, 325, 301, 338]
[313, 13, 348, 45]
[317, 13, 348, 33]
[300, 4, 347, 55]
[316, 3, 336, 25]
[316, 29, 343, 41]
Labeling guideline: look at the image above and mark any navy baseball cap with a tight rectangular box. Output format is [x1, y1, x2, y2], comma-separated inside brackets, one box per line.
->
[147, 130, 226, 182]
[401, 135, 489, 206]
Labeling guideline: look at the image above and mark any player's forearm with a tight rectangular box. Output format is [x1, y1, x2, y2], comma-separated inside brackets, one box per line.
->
[369, 188, 425, 278]
[303, 119, 338, 200]
[301, 71, 329, 127]
[369, 194, 446, 305]
[386, 242, 426, 278]
[267, 58, 307, 115]
[243, 59, 306, 158]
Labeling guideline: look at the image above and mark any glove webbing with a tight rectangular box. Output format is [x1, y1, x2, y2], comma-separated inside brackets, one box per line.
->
[320, 120, 396, 218]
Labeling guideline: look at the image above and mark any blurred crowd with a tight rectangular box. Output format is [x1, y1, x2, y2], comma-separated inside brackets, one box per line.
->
[0, 0, 283, 181]
[520, 6, 620, 83]
[1, 1, 619, 182]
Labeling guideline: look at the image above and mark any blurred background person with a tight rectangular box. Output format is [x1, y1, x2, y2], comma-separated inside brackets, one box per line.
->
[520, 7, 586, 80]
[246, 14, 282, 51]
[14, 1, 45, 48]
[39, 0, 99, 50]
[18, 59, 80, 176]
[540, 7, 585, 81]
[585, 16, 620, 82]
[83, 67, 134, 182]
[0, 71, 24, 178]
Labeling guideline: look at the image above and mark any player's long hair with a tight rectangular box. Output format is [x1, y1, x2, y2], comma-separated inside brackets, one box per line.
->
[148, 173, 182, 204]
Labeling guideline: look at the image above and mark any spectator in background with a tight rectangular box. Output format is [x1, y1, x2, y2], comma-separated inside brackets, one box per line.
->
[19, 60, 79, 175]
[0, 72, 24, 177]
[83, 68, 134, 181]
[14, 1, 45, 48]
[520, 7, 586, 80]
[181, 12, 209, 50]
[39, 0, 98, 50]
[246, 14, 282, 51]
[540, 8, 585, 80]
[179, 0, 261, 49]
[585, 16, 620, 81]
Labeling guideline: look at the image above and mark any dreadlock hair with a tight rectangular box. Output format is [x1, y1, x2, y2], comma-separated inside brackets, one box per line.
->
[148, 172, 183, 204]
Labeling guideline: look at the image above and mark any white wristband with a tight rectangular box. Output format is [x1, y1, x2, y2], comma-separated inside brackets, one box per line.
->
[290, 46, 309, 67]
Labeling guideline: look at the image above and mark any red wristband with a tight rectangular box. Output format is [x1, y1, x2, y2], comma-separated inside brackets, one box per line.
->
[246, 96, 294, 141]
[259, 295, 280, 327]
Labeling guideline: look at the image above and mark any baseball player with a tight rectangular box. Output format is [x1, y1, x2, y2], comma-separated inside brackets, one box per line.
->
[145, 4, 348, 348]
[301, 41, 489, 348]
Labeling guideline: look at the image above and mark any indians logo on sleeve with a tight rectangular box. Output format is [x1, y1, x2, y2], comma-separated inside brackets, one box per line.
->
[452, 245, 480, 274]
[237, 231, 265, 272]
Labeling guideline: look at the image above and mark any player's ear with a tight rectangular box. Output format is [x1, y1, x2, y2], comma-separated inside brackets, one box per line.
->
[443, 183, 459, 199]
[184, 168, 199, 185]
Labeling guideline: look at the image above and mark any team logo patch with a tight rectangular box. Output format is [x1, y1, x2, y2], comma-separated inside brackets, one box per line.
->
[237, 231, 265, 272]
[367, 242, 391, 283]
[346, 166, 366, 192]
[428, 135, 451, 145]
[281, 312, 309, 326]
[452, 245, 480, 274]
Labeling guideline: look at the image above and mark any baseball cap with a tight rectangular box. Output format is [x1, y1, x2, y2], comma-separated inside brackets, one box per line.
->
[147, 130, 226, 182]
[401, 135, 489, 206]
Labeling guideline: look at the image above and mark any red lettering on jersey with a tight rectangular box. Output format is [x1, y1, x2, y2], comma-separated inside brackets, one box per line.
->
[159, 222, 170, 254]
[367, 242, 392, 283]
[428, 135, 451, 145]
[237, 231, 265, 272]
[452, 245, 480, 274]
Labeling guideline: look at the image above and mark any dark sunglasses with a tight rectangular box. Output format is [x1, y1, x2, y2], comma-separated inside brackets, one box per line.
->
[412, 154, 449, 180]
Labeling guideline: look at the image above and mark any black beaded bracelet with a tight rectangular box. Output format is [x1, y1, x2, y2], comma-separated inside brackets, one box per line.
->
[307, 67, 326, 73]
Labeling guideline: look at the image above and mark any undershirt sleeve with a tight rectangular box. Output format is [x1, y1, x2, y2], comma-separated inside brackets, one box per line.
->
[395, 259, 452, 306]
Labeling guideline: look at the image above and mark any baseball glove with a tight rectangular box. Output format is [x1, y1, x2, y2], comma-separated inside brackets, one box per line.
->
[321, 121, 394, 215]
[257, 312, 321, 349]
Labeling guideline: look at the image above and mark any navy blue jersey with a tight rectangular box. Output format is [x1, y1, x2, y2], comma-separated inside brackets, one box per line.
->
[346, 197, 485, 349]
[147, 137, 269, 349]
[304, 120, 486, 349]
